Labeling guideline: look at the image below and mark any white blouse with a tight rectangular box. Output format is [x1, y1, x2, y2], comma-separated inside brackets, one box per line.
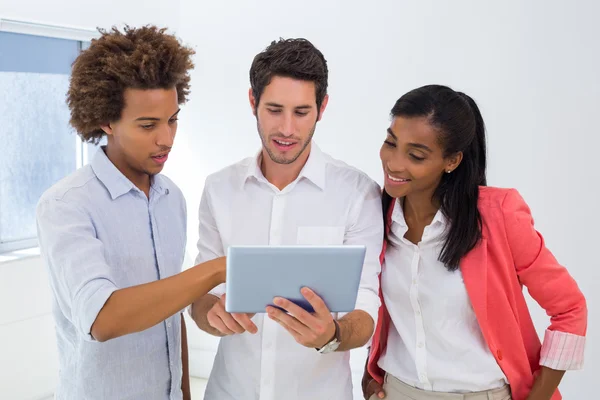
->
[378, 199, 508, 392]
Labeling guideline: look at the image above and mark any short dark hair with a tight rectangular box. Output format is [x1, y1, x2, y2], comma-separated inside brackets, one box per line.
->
[249, 38, 328, 111]
[67, 25, 195, 143]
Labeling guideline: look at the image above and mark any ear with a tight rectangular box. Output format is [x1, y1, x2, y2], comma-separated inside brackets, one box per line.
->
[316, 94, 329, 122]
[444, 151, 463, 173]
[100, 122, 114, 136]
[248, 88, 257, 116]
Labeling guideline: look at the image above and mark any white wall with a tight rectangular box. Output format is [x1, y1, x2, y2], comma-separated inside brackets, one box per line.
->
[0, 1, 184, 399]
[167, 0, 600, 399]
[0, 0, 181, 32]
[0, 256, 57, 400]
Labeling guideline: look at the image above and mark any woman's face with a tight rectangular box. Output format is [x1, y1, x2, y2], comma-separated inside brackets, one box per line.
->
[380, 116, 462, 199]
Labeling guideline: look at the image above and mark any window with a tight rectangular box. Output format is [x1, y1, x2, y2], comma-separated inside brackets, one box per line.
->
[0, 28, 97, 253]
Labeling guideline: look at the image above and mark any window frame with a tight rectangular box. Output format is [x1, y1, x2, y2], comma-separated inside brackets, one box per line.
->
[0, 19, 98, 254]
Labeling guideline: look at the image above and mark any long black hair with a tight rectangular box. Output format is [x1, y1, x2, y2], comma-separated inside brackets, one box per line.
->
[383, 85, 487, 270]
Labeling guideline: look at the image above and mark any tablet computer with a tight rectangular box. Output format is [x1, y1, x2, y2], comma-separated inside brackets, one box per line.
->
[225, 245, 366, 313]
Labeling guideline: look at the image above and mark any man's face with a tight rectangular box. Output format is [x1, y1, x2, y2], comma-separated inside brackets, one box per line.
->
[102, 87, 180, 177]
[250, 76, 328, 165]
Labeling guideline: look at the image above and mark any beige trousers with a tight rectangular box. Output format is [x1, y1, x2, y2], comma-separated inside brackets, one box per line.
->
[369, 374, 512, 400]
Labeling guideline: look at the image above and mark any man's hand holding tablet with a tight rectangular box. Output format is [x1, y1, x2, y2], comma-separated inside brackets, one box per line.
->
[267, 287, 337, 349]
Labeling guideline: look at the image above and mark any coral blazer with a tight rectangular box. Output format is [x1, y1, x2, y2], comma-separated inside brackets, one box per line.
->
[368, 187, 587, 400]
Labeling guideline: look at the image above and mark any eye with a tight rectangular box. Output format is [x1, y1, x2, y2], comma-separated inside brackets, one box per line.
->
[267, 109, 282, 114]
[383, 140, 396, 147]
[409, 154, 425, 162]
[295, 111, 308, 116]
[168, 118, 178, 124]
[141, 124, 155, 130]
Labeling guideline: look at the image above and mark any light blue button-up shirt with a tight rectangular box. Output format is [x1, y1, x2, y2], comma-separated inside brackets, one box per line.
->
[36, 148, 187, 400]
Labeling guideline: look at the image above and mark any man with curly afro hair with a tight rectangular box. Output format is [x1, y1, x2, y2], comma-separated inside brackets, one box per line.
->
[36, 25, 226, 400]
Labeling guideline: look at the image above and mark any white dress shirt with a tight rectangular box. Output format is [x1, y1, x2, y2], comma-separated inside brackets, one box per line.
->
[194, 143, 383, 400]
[378, 199, 508, 393]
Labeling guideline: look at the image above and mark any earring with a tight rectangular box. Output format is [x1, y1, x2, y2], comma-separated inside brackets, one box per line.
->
[446, 170, 452, 173]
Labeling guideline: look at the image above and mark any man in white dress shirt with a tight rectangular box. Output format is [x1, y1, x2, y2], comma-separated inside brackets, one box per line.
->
[190, 38, 383, 400]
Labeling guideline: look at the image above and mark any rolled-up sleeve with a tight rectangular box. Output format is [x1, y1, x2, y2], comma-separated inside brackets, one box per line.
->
[36, 198, 118, 341]
[539, 329, 586, 370]
[343, 179, 384, 332]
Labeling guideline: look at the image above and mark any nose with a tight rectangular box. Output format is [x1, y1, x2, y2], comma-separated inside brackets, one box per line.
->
[279, 112, 295, 137]
[156, 123, 175, 148]
[382, 151, 406, 175]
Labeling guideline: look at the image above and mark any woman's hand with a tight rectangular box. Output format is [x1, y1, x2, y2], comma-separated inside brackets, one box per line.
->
[361, 367, 386, 399]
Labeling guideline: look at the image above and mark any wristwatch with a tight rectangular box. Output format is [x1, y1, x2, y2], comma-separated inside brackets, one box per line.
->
[317, 319, 341, 354]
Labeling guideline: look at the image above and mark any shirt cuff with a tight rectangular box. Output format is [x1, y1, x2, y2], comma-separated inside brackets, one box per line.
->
[540, 329, 586, 370]
[73, 278, 118, 342]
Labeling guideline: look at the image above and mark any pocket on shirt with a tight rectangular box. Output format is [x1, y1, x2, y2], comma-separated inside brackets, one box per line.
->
[296, 226, 345, 245]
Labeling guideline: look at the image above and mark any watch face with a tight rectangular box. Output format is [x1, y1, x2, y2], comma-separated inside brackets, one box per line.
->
[328, 340, 341, 352]
[320, 339, 340, 354]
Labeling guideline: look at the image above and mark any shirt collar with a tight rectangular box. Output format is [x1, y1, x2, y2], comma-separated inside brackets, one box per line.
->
[242, 141, 326, 191]
[91, 146, 169, 200]
[392, 198, 448, 229]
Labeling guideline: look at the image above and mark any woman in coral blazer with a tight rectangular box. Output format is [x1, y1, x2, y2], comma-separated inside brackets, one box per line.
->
[362, 85, 586, 400]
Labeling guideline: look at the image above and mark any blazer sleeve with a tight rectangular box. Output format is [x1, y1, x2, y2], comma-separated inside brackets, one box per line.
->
[502, 189, 587, 370]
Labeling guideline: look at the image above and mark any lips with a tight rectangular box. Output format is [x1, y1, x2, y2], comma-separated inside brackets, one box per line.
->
[385, 172, 411, 187]
[272, 138, 298, 151]
[387, 174, 411, 183]
[273, 139, 295, 146]
[151, 152, 169, 165]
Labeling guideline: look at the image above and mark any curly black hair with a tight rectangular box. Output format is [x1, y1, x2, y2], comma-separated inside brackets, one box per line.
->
[67, 25, 195, 143]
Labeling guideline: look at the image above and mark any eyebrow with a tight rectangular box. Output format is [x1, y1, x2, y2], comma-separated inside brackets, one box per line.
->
[387, 127, 433, 152]
[135, 109, 181, 122]
[265, 102, 313, 110]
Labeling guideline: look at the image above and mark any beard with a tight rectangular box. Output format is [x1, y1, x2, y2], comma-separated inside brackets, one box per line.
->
[256, 119, 316, 165]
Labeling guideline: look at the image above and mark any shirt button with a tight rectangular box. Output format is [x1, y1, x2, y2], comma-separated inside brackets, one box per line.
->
[420, 373, 426, 380]
[418, 342, 424, 348]
[415, 310, 421, 316]
[412, 279, 417, 284]
[497, 349, 503, 360]
[167, 322, 172, 328]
